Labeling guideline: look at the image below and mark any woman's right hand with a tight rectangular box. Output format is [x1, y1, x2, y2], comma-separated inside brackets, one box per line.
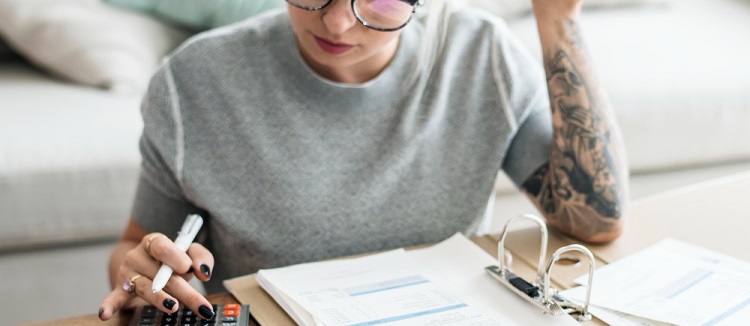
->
[98, 228, 216, 321]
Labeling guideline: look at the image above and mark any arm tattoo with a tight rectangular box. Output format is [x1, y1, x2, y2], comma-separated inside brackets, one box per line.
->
[523, 20, 625, 240]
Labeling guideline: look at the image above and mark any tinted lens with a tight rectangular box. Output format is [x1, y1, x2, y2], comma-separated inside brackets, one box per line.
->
[286, 0, 329, 10]
[354, 0, 414, 30]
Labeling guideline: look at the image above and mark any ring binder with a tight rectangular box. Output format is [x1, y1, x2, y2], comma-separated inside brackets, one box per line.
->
[485, 214, 595, 322]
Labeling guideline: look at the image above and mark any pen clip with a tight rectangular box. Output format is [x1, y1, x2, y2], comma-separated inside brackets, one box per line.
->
[179, 214, 204, 237]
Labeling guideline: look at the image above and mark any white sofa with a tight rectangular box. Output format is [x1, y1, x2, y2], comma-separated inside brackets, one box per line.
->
[0, 0, 191, 250]
[0, 62, 143, 249]
[2, 0, 750, 251]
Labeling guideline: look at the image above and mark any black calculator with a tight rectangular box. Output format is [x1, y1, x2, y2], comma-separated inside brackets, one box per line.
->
[129, 304, 255, 326]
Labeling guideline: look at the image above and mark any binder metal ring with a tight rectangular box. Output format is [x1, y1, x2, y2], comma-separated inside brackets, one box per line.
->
[485, 214, 596, 321]
[544, 244, 595, 322]
[497, 214, 548, 285]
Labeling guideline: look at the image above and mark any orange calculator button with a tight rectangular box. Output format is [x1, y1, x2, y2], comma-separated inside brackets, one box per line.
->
[223, 304, 239, 310]
[223, 309, 239, 317]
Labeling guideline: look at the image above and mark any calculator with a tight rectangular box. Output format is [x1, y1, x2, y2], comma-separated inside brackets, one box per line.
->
[129, 303, 256, 326]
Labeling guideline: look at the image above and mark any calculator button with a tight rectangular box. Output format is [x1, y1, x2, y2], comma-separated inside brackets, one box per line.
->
[139, 317, 156, 324]
[223, 304, 239, 310]
[221, 316, 237, 322]
[222, 309, 238, 317]
[161, 315, 178, 324]
[180, 316, 196, 323]
[221, 323, 237, 326]
[142, 306, 158, 317]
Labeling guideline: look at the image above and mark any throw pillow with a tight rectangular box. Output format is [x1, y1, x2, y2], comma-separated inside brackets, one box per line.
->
[0, 0, 191, 94]
[103, 0, 286, 31]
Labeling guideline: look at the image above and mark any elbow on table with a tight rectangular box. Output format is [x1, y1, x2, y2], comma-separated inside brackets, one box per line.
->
[580, 222, 623, 244]
[548, 212, 625, 244]
[574, 194, 628, 244]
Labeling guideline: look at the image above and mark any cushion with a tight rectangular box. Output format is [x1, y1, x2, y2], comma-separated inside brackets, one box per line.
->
[461, 0, 668, 20]
[0, 62, 143, 250]
[103, 0, 286, 31]
[0, 0, 191, 94]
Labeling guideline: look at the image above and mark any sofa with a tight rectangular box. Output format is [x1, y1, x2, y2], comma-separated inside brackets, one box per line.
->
[2, 0, 750, 252]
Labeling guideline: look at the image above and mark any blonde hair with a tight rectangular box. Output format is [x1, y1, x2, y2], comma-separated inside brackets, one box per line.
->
[406, 0, 453, 86]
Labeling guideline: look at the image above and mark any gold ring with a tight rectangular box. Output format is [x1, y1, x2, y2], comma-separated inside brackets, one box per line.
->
[123, 274, 142, 296]
[145, 234, 166, 256]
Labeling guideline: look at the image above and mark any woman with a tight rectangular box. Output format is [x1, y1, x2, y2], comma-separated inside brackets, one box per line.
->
[99, 0, 627, 321]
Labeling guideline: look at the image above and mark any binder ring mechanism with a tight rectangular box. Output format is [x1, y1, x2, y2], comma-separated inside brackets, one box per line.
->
[484, 214, 595, 322]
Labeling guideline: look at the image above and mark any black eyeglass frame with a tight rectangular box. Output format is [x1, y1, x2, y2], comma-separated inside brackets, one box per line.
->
[285, 0, 424, 32]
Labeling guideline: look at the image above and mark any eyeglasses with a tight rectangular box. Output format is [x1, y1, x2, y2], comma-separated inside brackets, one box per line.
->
[286, 0, 424, 32]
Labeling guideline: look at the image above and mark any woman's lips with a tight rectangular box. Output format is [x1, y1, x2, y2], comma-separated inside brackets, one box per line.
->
[314, 36, 354, 55]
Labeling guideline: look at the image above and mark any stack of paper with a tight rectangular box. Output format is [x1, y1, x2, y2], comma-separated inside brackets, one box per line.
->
[560, 238, 750, 326]
[256, 233, 579, 326]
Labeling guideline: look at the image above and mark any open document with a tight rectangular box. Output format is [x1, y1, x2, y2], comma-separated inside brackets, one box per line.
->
[560, 238, 750, 326]
[257, 233, 579, 326]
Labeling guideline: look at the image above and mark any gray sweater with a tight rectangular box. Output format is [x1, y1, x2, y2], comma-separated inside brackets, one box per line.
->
[132, 7, 551, 293]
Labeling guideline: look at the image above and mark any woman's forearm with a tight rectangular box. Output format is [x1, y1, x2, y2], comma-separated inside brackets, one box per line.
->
[523, 4, 629, 243]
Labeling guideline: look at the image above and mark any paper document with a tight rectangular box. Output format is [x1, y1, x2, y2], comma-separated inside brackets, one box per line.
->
[587, 305, 672, 326]
[260, 249, 505, 326]
[257, 233, 579, 326]
[407, 233, 578, 325]
[565, 297, 671, 326]
[560, 238, 750, 326]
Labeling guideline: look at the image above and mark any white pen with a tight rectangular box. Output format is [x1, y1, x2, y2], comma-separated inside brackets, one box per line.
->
[151, 214, 204, 293]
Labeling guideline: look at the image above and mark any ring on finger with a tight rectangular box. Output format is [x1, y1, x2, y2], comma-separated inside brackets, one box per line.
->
[145, 233, 166, 256]
[123, 274, 143, 296]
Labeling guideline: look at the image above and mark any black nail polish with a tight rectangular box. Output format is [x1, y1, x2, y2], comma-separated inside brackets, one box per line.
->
[200, 264, 211, 278]
[198, 304, 214, 319]
[98, 307, 104, 319]
[163, 299, 176, 310]
[187, 266, 194, 273]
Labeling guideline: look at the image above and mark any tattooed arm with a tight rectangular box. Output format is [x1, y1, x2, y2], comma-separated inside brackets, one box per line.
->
[522, 0, 628, 243]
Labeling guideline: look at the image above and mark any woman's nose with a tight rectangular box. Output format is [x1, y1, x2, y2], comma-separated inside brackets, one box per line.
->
[321, 0, 358, 35]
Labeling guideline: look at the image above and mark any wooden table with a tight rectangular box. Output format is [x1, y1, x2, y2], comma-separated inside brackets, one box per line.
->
[26, 170, 750, 325]
[531, 170, 750, 289]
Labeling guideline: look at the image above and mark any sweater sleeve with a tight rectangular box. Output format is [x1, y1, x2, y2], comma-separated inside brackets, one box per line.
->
[490, 19, 552, 188]
[131, 62, 204, 236]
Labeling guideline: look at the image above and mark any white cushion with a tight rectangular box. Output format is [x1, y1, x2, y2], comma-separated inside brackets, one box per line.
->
[0, 63, 144, 249]
[0, 63, 143, 177]
[0, 0, 189, 94]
